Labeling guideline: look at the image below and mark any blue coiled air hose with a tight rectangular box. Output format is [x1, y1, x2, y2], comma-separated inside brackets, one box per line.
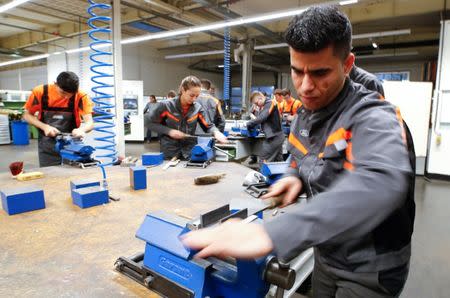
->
[87, 0, 117, 182]
[223, 27, 231, 110]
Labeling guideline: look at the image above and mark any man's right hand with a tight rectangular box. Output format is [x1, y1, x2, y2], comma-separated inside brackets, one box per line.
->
[168, 129, 186, 140]
[261, 176, 303, 208]
[43, 124, 60, 137]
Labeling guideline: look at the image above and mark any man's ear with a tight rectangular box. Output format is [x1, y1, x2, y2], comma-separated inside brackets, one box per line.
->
[344, 53, 355, 75]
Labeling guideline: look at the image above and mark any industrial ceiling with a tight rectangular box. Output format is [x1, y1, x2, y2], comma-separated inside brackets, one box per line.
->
[0, 0, 448, 71]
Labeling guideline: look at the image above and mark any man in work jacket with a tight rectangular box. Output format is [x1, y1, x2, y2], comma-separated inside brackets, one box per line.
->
[182, 6, 414, 297]
[246, 91, 284, 163]
[196, 79, 226, 133]
[146, 90, 226, 160]
[23, 71, 94, 167]
[273, 88, 285, 114]
[281, 88, 302, 124]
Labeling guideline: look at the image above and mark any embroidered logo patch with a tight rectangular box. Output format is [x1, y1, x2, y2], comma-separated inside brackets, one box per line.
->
[300, 129, 309, 137]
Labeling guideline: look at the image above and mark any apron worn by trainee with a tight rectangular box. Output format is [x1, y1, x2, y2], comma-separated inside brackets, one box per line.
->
[38, 84, 77, 167]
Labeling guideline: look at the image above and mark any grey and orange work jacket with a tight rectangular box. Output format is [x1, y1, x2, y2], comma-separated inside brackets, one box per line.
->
[145, 96, 218, 160]
[196, 90, 226, 133]
[247, 98, 283, 138]
[264, 78, 415, 275]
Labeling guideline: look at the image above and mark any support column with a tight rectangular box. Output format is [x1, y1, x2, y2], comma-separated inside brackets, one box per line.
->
[241, 39, 254, 112]
[113, 0, 125, 157]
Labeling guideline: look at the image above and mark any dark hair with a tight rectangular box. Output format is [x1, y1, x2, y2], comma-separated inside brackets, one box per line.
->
[56, 71, 79, 93]
[273, 88, 283, 95]
[282, 88, 291, 96]
[200, 79, 212, 90]
[167, 90, 177, 98]
[179, 75, 201, 95]
[284, 5, 352, 60]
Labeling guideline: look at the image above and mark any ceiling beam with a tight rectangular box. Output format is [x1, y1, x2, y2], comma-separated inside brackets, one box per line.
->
[14, 7, 80, 23]
[192, 0, 283, 43]
[1, 13, 54, 27]
[122, 0, 238, 42]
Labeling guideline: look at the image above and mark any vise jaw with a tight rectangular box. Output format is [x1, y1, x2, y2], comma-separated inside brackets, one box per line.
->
[115, 206, 295, 298]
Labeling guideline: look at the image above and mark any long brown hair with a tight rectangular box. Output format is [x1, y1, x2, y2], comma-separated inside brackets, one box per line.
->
[178, 75, 201, 96]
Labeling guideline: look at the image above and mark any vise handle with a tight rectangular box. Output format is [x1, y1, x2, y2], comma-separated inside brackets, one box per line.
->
[264, 256, 296, 290]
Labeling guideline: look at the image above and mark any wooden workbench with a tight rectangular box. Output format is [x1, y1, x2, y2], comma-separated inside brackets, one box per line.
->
[0, 161, 253, 297]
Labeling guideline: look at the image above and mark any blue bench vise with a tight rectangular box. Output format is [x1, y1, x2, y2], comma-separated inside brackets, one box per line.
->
[231, 126, 260, 138]
[54, 133, 98, 168]
[186, 137, 215, 168]
[115, 205, 295, 298]
[245, 161, 290, 198]
[260, 161, 290, 185]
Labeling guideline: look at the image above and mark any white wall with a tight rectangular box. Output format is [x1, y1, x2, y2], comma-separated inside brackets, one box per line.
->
[122, 44, 224, 98]
[231, 71, 277, 88]
[45, 38, 225, 100]
[427, 20, 450, 177]
[0, 65, 47, 91]
[383, 81, 432, 158]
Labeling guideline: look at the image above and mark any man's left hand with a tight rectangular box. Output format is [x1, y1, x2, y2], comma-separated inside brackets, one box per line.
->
[181, 219, 273, 259]
[72, 128, 86, 138]
[214, 131, 228, 144]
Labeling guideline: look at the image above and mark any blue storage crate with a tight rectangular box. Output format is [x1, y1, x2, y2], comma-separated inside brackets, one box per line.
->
[231, 87, 242, 96]
[142, 152, 164, 166]
[231, 97, 242, 105]
[72, 186, 109, 209]
[1, 186, 45, 215]
[11, 120, 29, 145]
[130, 166, 147, 190]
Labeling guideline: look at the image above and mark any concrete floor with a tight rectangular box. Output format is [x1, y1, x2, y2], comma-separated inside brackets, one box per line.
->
[1, 140, 449, 298]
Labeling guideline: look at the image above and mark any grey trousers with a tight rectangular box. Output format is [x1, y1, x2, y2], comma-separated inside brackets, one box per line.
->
[312, 255, 408, 298]
[260, 132, 284, 162]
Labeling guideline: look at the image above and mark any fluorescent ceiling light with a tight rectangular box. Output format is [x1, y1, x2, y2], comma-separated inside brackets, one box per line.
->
[166, 50, 224, 59]
[0, 53, 49, 67]
[356, 51, 418, 59]
[0, 0, 31, 13]
[122, 7, 306, 45]
[353, 29, 411, 39]
[1, 0, 364, 67]
[164, 28, 411, 59]
[255, 43, 288, 50]
[339, 0, 358, 5]
[65, 46, 91, 54]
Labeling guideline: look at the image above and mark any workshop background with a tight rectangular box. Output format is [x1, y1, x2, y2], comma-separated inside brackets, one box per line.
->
[1, 0, 450, 297]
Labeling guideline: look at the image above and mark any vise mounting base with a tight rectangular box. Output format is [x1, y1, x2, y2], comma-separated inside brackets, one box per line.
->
[114, 252, 194, 298]
[62, 159, 99, 169]
[245, 182, 270, 198]
[184, 159, 212, 169]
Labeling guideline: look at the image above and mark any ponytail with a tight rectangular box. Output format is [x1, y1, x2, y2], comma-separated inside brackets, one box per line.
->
[178, 75, 201, 96]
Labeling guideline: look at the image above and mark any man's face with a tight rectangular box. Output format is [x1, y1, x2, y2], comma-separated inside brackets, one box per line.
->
[290, 45, 354, 111]
[274, 94, 284, 103]
[56, 85, 75, 100]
